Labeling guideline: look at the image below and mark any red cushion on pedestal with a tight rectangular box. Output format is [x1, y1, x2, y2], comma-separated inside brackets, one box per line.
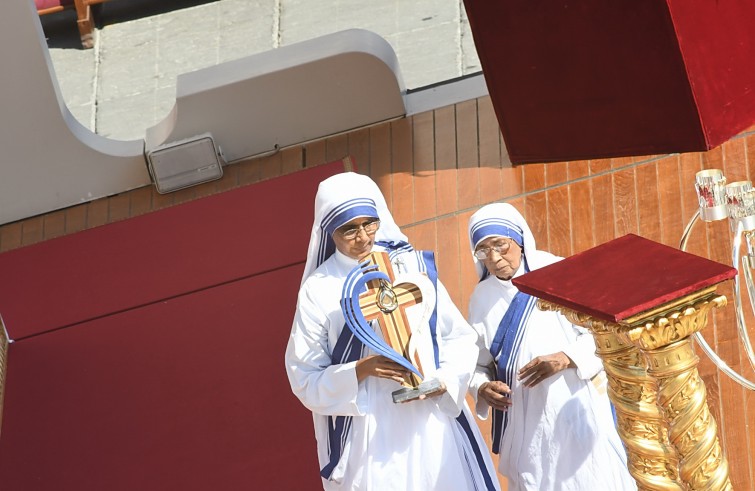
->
[512, 234, 736, 322]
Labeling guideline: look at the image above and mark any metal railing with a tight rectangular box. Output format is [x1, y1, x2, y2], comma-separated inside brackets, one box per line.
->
[682, 170, 755, 390]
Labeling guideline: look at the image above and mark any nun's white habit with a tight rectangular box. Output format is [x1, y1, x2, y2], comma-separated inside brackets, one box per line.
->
[285, 173, 499, 491]
[467, 203, 636, 491]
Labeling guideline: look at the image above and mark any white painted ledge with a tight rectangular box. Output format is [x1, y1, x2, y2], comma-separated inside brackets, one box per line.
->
[0, 0, 148, 225]
[146, 29, 407, 163]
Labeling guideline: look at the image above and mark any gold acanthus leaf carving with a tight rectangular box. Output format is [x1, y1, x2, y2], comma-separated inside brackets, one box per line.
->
[629, 455, 678, 479]
[608, 377, 647, 402]
[675, 411, 709, 455]
[619, 418, 664, 441]
[622, 296, 726, 350]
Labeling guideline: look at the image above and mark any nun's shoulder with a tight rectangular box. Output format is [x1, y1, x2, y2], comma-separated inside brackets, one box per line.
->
[302, 255, 344, 286]
[466, 277, 502, 321]
[469, 276, 501, 303]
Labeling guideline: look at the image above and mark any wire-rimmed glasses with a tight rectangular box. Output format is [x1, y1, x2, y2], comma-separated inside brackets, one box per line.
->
[339, 219, 381, 240]
[474, 239, 512, 260]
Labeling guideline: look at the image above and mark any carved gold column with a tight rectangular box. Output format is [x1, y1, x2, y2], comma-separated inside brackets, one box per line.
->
[542, 287, 732, 491]
[618, 290, 733, 491]
[511, 232, 737, 490]
[541, 301, 684, 491]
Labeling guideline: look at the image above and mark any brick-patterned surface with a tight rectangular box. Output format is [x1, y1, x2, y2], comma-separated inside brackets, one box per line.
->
[152, 189, 176, 211]
[64, 205, 87, 235]
[456, 100, 480, 212]
[722, 137, 748, 182]
[612, 168, 638, 237]
[21, 216, 43, 246]
[569, 179, 595, 253]
[368, 123, 392, 211]
[128, 186, 153, 218]
[657, 156, 684, 247]
[636, 161, 662, 242]
[545, 161, 568, 187]
[456, 209, 478, 318]
[0, 222, 21, 252]
[347, 128, 370, 175]
[500, 166, 523, 201]
[303, 140, 327, 168]
[258, 152, 283, 180]
[434, 106, 459, 217]
[746, 134, 755, 180]
[325, 134, 348, 164]
[391, 118, 414, 227]
[403, 220, 437, 254]
[479, 97, 504, 205]
[413, 112, 438, 223]
[568, 160, 590, 180]
[523, 163, 545, 192]
[524, 191, 548, 252]
[546, 186, 571, 258]
[42, 210, 66, 241]
[435, 213, 462, 308]
[589, 158, 611, 175]
[3, 96, 755, 489]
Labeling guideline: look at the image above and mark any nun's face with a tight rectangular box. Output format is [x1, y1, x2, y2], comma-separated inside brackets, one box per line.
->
[332, 217, 380, 261]
[475, 236, 522, 281]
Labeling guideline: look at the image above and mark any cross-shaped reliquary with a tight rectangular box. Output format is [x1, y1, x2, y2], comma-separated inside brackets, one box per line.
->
[358, 252, 424, 388]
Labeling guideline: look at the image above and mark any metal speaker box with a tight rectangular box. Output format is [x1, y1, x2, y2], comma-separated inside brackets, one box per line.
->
[146, 133, 225, 194]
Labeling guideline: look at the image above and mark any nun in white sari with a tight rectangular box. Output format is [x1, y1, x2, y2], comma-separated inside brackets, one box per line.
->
[467, 203, 636, 491]
[285, 172, 499, 491]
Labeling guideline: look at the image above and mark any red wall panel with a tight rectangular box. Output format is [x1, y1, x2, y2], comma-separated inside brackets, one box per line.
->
[0, 160, 348, 489]
[0, 162, 344, 340]
[0, 265, 320, 489]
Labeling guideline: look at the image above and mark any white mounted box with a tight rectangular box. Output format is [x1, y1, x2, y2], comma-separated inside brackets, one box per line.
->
[146, 133, 224, 194]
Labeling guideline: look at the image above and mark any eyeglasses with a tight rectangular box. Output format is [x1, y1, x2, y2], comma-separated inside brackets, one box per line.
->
[338, 219, 381, 240]
[474, 239, 513, 260]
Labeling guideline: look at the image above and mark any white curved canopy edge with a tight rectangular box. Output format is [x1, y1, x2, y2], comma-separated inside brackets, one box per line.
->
[146, 29, 407, 162]
[2, 2, 490, 226]
[1, 0, 148, 226]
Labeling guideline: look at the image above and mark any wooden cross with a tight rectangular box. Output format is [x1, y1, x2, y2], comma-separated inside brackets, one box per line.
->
[358, 251, 424, 388]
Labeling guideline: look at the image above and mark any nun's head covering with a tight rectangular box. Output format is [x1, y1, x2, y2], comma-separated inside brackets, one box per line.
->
[467, 203, 536, 280]
[301, 172, 408, 284]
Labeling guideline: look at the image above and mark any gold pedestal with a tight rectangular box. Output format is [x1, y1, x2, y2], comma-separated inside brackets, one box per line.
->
[540, 287, 733, 491]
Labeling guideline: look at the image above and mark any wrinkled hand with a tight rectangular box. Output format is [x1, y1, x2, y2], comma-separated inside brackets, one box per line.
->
[355, 355, 411, 384]
[478, 381, 512, 411]
[517, 352, 574, 387]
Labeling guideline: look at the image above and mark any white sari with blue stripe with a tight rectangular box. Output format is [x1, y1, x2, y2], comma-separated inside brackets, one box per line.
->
[468, 250, 635, 491]
[288, 246, 500, 490]
[286, 172, 500, 490]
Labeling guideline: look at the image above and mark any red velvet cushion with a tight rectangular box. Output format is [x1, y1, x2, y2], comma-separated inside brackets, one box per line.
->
[512, 234, 737, 322]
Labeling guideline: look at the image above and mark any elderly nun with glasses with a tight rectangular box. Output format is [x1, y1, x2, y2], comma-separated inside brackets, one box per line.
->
[285, 172, 499, 491]
[466, 203, 636, 491]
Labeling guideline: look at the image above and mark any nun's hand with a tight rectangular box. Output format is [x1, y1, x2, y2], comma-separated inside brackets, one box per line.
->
[355, 355, 411, 384]
[478, 381, 512, 411]
[517, 351, 575, 387]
